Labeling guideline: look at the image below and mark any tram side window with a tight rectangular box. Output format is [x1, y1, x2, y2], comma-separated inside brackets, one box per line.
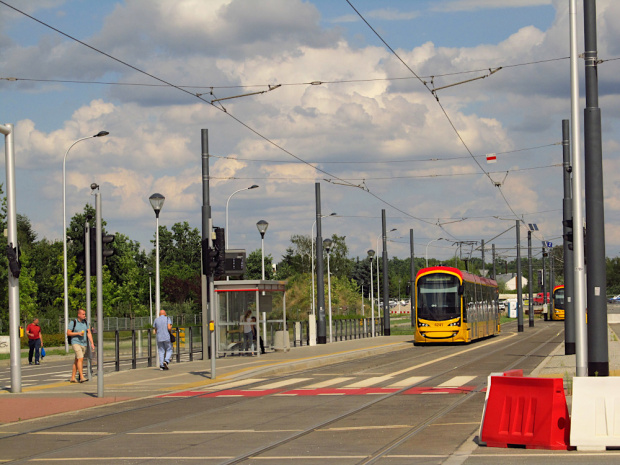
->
[463, 281, 475, 323]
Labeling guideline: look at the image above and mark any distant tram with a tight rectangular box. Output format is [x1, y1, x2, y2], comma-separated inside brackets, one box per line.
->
[414, 266, 500, 344]
[551, 285, 565, 321]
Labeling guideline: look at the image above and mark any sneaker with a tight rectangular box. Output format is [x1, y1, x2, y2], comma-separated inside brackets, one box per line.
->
[160, 366, 164, 371]
[35, 362, 40, 365]
[29, 362, 33, 365]
[163, 361, 169, 370]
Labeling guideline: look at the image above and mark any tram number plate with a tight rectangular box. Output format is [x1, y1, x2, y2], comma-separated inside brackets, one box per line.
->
[433, 323, 442, 327]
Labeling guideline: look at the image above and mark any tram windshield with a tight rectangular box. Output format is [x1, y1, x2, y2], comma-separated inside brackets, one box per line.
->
[417, 273, 460, 321]
[554, 288, 565, 310]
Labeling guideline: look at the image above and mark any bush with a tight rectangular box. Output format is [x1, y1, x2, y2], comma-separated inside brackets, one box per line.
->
[20, 333, 66, 349]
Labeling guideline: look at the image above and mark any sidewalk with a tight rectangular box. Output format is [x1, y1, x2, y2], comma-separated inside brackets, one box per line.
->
[0, 335, 414, 424]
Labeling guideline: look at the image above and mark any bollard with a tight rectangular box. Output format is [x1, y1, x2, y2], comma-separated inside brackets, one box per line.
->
[115, 330, 120, 372]
[147, 329, 152, 367]
[131, 330, 137, 369]
[189, 326, 193, 362]
[175, 328, 181, 363]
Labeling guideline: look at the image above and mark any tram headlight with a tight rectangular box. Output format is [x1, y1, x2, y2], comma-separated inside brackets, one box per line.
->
[418, 322, 430, 327]
[448, 321, 460, 327]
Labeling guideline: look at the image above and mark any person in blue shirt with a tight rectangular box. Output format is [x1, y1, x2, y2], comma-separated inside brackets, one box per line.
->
[67, 309, 95, 383]
[153, 309, 172, 370]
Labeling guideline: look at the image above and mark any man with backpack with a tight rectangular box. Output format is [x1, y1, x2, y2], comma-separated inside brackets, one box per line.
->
[67, 309, 95, 383]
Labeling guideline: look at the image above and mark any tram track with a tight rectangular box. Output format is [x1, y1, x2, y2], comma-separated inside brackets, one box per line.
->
[1, 323, 563, 464]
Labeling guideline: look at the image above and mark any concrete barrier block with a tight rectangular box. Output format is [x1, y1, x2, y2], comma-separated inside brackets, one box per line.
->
[571, 377, 620, 451]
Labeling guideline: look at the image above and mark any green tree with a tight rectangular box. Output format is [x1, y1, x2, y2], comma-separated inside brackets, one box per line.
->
[245, 249, 274, 280]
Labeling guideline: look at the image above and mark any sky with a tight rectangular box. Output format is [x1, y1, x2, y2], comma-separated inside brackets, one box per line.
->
[1, 0, 619, 267]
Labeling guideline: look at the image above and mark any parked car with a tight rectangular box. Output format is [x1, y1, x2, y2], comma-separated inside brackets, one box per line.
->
[608, 295, 620, 303]
[498, 300, 507, 311]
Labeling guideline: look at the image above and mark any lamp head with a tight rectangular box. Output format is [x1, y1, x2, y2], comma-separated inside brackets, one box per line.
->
[323, 238, 332, 252]
[256, 220, 269, 237]
[90, 183, 99, 191]
[367, 249, 375, 258]
[94, 131, 109, 138]
[149, 193, 165, 218]
[248, 184, 259, 190]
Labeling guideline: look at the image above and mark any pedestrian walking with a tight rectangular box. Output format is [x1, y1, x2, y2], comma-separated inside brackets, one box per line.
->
[241, 309, 254, 355]
[26, 318, 43, 365]
[67, 309, 95, 383]
[153, 309, 172, 370]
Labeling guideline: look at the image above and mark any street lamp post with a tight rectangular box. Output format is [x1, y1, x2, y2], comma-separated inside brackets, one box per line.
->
[226, 185, 259, 248]
[256, 220, 269, 280]
[323, 238, 333, 343]
[368, 249, 375, 336]
[149, 193, 165, 316]
[425, 238, 444, 267]
[311, 213, 336, 315]
[62, 130, 109, 352]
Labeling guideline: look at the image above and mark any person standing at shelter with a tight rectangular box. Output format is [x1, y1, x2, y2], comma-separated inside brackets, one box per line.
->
[241, 309, 253, 355]
[67, 309, 95, 383]
[153, 309, 172, 370]
[26, 318, 43, 365]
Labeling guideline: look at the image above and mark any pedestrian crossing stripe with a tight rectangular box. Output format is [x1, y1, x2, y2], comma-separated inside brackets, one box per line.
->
[158, 375, 479, 398]
[159, 386, 476, 398]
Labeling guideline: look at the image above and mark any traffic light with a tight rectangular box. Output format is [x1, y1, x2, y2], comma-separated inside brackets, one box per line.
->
[102, 233, 115, 266]
[88, 227, 115, 274]
[563, 218, 573, 251]
[89, 227, 97, 275]
[213, 227, 225, 277]
[7, 243, 20, 278]
[201, 227, 226, 277]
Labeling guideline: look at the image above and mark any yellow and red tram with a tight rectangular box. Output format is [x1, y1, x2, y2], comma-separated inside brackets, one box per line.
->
[414, 266, 500, 344]
[551, 285, 565, 321]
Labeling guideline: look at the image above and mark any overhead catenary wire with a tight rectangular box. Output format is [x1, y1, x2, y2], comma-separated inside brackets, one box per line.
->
[345, 0, 524, 221]
[0, 0, 443, 227]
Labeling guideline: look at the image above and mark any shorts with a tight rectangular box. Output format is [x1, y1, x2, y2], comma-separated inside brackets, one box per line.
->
[72, 344, 87, 359]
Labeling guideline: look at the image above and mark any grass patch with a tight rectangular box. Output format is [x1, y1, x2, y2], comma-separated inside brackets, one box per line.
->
[0, 348, 71, 360]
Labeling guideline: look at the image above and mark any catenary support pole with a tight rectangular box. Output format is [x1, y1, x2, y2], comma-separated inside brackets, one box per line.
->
[562, 119, 576, 355]
[516, 220, 523, 332]
[315, 183, 326, 344]
[95, 192, 104, 397]
[381, 210, 390, 336]
[583, 0, 608, 376]
[201, 129, 215, 378]
[528, 231, 534, 327]
[570, 0, 588, 376]
[410, 229, 415, 327]
[2, 123, 20, 393]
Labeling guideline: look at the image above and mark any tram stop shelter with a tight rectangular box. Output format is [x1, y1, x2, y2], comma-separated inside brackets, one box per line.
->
[213, 280, 287, 357]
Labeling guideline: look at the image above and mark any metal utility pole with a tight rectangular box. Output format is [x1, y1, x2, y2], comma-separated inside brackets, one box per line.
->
[562, 119, 576, 355]
[481, 239, 485, 276]
[492, 244, 496, 280]
[583, 0, 608, 376]
[410, 229, 415, 327]
[1, 123, 20, 393]
[95, 191, 104, 397]
[85, 220, 93, 381]
[542, 243, 547, 312]
[570, 0, 588, 376]
[315, 183, 326, 344]
[528, 231, 534, 328]
[516, 220, 523, 332]
[201, 129, 215, 378]
[381, 210, 390, 336]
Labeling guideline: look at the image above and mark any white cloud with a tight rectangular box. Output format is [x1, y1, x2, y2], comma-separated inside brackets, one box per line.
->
[434, 0, 553, 12]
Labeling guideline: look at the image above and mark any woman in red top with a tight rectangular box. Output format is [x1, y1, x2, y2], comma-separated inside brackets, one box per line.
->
[26, 318, 43, 365]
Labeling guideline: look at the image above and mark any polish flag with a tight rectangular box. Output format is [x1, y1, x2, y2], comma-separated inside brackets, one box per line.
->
[486, 153, 497, 163]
